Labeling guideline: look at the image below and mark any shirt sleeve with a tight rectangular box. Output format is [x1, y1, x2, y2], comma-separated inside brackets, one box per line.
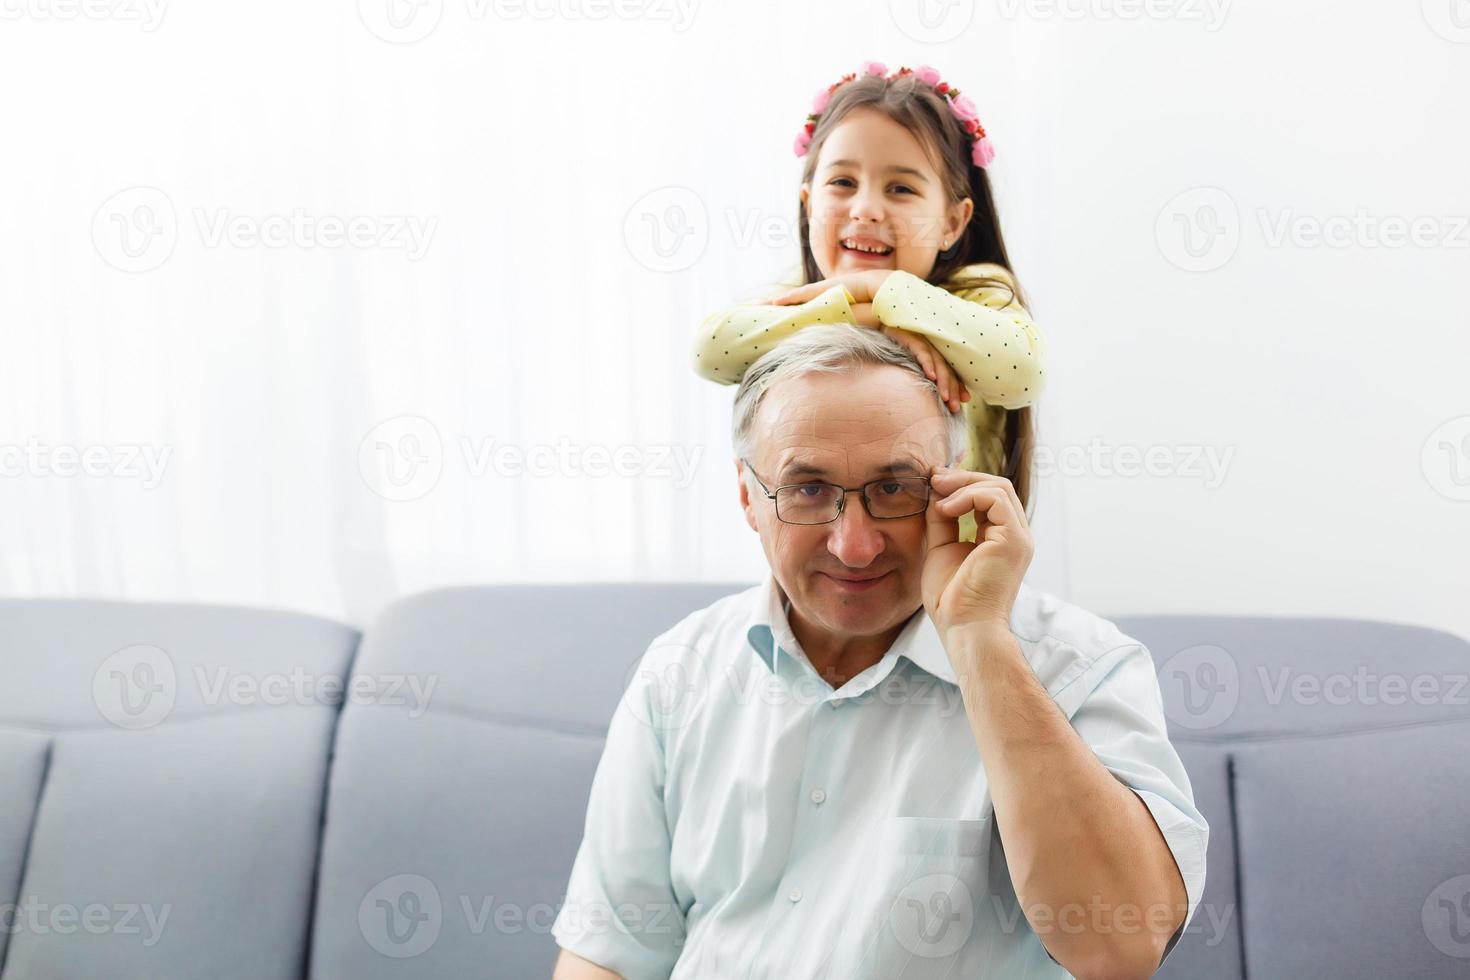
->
[1058, 642, 1210, 969]
[691, 284, 856, 385]
[550, 646, 688, 979]
[870, 265, 1047, 410]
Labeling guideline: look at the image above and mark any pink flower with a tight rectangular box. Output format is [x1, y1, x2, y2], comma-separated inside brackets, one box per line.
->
[972, 137, 996, 169]
[949, 93, 980, 123]
[862, 60, 887, 77]
[811, 87, 832, 115]
[915, 65, 942, 86]
[794, 131, 812, 157]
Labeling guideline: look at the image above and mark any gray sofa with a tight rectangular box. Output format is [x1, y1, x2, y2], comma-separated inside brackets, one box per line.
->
[1, 585, 1467, 979]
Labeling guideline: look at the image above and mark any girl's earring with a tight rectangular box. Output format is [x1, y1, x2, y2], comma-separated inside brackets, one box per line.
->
[938, 238, 959, 261]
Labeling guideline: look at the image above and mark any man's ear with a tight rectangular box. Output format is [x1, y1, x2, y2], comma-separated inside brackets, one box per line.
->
[737, 458, 759, 533]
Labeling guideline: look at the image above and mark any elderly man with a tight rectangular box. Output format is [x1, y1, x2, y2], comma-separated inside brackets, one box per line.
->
[551, 325, 1207, 979]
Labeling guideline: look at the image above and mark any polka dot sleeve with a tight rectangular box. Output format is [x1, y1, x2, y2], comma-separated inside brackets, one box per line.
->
[870, 264, 1047, 410]
[691, 284, 856, 386]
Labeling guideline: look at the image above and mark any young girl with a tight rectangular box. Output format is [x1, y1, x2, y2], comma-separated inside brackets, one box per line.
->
[691, 61, 1046, 544]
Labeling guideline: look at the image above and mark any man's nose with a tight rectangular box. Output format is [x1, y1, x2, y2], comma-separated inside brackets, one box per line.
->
[825, 492, 885, 567]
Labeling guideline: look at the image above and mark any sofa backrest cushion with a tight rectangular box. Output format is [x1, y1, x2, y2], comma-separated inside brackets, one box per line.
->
[0, 598, 358, 980]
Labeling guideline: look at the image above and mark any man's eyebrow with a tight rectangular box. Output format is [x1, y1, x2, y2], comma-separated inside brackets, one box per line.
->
[779, 460, 926, 481]
[821, 159, 930, 184]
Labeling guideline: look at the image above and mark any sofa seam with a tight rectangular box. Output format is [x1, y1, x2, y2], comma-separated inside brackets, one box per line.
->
[1169, 714, 1470, 745]
[0, 737, 54, 977]
[1227, 751, 1248, 980]
[299, 632, 365, 980]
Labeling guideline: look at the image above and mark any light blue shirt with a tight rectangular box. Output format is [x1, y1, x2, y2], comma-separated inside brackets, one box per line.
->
[552, 577, 1208, 978]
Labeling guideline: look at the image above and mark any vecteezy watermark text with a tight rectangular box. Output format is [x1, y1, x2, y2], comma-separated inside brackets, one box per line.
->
[0, 439, 171, 489]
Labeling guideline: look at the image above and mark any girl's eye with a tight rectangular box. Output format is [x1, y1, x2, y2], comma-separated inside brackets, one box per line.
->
[826, 177, 915, 195]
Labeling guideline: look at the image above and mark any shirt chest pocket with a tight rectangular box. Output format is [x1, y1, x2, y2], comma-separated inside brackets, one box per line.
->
[825, 815, 995, 980]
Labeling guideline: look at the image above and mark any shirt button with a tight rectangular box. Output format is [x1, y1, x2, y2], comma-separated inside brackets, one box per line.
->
[809, 788, 826, 805]
[788, 887, 803, 903]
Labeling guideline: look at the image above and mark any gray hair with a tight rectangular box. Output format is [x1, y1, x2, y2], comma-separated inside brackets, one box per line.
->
[731, 325, 970, 476]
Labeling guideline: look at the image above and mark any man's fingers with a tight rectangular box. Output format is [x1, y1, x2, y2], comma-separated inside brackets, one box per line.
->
[925, 493, 962, 555]
[937, 484, 1012, 529]
[929, 472, 1030, 538]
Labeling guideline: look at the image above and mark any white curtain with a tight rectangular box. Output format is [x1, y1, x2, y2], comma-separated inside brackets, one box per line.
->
[0, 2, 1070, 625]
[12, 3, 1461, 637]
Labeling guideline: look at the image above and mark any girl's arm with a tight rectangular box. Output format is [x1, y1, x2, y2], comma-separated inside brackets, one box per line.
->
[691, 283, 856, 385]
[871, 264, 1047, 410]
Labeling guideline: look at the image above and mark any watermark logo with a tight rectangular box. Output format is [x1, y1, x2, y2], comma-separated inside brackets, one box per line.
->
[357, 417, 704, 501]
[93, 186, 178, 273]
[1158, 644, 1238, 730]
[892, 873, 974, 958]
[888, 0, 975, 43]
[1422, 0, 1470, 43]
[93, 644, 178, 730]
[192, 208, 435, 259]
[620, 642, 709, 733]
[359, 416, 445, 503]
[1156, 187, 1240, 273]
[358, 0, 444, 42]
[91, 644, 437, 729]
[1258, 209, 1470, 251]
[1423, 874, 1470, 958]
[995, 0, 1230, 30]
[0, 439, 172, 489]
[359, 0, 697, 41]
[1159, 188, 1470, 271]
[1423, 416, 1470, 502]
[0, 897, 171, 945]
[0, 0, 168, 30]
[1032, 439, 1235, 488]
[359, 874, 443, 957]
[1258, 666, 1467, 708]
[623, 186, 709, 273]
[93, 186, 436, 271]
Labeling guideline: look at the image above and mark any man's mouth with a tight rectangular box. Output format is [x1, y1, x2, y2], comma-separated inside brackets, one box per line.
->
[840, 237, 894, 256]
[822, 570, 892, 592]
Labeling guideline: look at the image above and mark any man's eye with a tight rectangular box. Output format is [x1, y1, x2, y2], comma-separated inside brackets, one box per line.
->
[873, 481, 904, 497]
[795, 485, 828, 498]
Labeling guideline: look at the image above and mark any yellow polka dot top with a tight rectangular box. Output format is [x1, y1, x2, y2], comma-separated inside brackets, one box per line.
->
[690, 262, 1047, 481]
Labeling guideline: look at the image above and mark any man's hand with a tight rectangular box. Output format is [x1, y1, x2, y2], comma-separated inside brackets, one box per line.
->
[766, 270, 893, 307]
[921, 467, 1034, 643]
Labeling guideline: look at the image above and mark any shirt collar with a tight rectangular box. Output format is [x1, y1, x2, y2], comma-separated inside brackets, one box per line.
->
[744, 575, 957, 686]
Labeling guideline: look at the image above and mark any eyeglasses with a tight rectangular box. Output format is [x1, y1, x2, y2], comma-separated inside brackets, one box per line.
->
[741, 458, 933, 525]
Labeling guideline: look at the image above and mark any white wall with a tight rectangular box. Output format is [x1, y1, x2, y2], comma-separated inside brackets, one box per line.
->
[1, 1, 1465, 637]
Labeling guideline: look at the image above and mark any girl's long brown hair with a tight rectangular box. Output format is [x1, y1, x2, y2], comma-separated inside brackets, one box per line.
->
[795, 70, 1037, 515]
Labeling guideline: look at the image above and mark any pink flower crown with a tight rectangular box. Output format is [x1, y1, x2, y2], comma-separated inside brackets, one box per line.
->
[793, 61, 996, 170]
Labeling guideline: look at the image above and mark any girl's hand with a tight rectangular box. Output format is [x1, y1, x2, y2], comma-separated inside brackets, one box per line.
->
[851, 302, 881, 329]
[768, 270, 894, 307]
[766, 272, 971, 412]
[881, 326, 970, 414]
